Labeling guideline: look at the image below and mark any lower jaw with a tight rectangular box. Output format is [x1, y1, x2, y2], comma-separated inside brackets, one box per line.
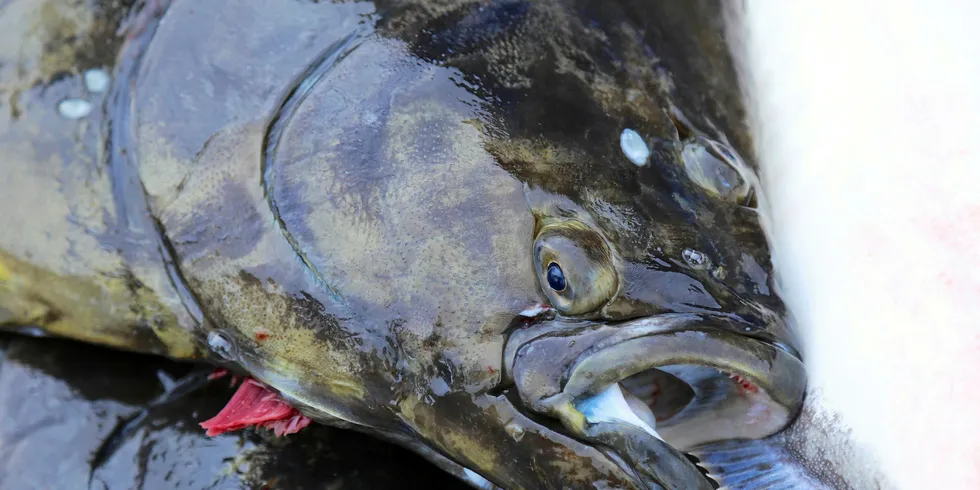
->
[536, 366, 789, 490]
[571, 368, 789, 489]
[506, 314, 806, 488]
[544, 381, 715, 490]
[532, 361, 803, 488]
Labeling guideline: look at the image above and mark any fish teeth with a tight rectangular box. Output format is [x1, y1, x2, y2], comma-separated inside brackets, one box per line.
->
[726, 372, 759, 392]
[575, 384, 664, 441]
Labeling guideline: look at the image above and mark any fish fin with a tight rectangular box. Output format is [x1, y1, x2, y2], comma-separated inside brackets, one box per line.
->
[689, 439, 832, 490]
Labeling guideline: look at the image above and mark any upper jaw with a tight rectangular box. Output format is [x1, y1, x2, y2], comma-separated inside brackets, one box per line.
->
[503, 312, 806, 489]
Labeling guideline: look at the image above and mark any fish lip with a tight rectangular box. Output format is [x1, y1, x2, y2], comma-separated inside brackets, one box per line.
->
[503, 311, 799, 383]
[559, 314, 805, 407]
[505, 312, 806, 488]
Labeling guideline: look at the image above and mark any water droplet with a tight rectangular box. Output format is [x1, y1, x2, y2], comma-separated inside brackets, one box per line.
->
[682, 249, 709, 269]
[58, 98, 92, 119]
[207, 331, 238, 360]
[505, 422, 526, 442]
[619, 128, 650, 166]
[84, 69, 111, 93]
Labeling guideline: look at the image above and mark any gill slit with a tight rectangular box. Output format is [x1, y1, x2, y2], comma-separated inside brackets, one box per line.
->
[260, 29, 369, 307]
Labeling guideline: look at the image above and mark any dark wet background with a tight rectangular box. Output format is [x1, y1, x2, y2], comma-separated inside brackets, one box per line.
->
[0, 334, 467, 489]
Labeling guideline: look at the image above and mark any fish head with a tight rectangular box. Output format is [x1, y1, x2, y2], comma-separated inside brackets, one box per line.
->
[482, 106, 808, 489]
[244, 36, 803, 490]
[141, 2, 806, 489]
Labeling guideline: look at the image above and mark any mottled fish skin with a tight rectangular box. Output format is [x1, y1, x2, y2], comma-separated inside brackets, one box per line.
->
[0, 1, 809, 489]
[0, 0, 202, 358]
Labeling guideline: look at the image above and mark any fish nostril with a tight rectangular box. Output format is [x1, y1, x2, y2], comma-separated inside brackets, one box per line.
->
[680, 137, 752, 204]
[666, 106, 695, 140]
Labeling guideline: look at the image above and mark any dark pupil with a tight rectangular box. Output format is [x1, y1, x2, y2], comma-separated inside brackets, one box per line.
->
[546, 262, 567, 292]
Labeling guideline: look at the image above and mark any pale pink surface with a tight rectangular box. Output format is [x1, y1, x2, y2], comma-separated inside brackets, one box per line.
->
[732, 1, 980, 488]
[201, 377, 311, 437]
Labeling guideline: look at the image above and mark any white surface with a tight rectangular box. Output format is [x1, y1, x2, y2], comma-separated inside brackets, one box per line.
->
[57, 98, 92, 119]
[733, 1, 980, 488]
[84, 69, 111, 93]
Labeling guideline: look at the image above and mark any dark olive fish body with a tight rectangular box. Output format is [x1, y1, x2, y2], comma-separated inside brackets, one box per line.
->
[0, 1, 807, 489]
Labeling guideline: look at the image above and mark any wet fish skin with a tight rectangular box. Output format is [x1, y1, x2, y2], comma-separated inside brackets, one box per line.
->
[0, 1, 808, 488]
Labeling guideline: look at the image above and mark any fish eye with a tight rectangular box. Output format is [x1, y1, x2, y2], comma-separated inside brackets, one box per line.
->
[680, 136, 753, 204]
[533, 221, 618, 316]
[546, 262, 567, 291]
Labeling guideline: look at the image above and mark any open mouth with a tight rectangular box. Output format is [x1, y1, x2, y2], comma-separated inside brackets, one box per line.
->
[504, 312, 806, 489]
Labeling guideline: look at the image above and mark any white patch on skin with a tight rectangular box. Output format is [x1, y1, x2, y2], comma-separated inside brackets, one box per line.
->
[619, 128, 650, 166]
[518, 304, 552, 317]
[84, 68, 111, 93]
[57, 98, 92, 119]
[730, 1, 980, 488]
[575, 383, 663, 441]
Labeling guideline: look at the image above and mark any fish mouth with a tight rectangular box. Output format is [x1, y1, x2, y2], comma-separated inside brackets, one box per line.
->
[504, 312, 806, 489]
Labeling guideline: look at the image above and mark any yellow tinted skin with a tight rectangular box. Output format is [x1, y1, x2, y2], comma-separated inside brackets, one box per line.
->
[0, 0, 202, 359]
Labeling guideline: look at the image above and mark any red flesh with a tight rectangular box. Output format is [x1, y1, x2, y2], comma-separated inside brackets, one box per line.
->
[200, 376, 311, 437]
